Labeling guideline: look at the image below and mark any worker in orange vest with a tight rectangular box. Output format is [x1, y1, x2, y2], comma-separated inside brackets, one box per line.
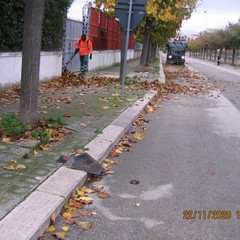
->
[75, 33, 93, 75]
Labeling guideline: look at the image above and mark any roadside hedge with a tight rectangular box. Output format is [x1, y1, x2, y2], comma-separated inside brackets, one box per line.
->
[0, 0, 73, 51]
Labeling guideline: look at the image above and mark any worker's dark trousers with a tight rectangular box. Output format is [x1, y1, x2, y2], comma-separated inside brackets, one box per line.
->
[80, 55, 88, 74]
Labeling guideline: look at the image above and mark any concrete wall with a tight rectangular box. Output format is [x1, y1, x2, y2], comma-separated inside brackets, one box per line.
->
[89, 49, 141, 71]
[0, 52, 62, 89]
[0, 49, 141, 89]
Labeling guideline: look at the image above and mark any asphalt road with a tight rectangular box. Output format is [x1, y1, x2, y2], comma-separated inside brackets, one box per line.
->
[43, 58, 240, 240]
[185, 57, 240, 111]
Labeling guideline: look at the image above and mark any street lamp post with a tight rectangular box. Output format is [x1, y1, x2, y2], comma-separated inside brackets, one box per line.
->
[82, 1, 91, 36]
[204, 11, 208, 30]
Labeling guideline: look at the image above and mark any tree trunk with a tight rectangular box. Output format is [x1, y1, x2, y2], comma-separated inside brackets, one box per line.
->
[232, 48, 235, 65]
[19, 0, 45, 123]
[140, 17, 152, 69]
[224, 49, 227, 63]
[146, 37, 152, 65]
[214, 49, 217, 61]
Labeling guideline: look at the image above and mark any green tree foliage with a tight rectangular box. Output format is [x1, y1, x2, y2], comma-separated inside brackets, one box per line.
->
[0, 1, 25, 51]
[0, 0, 73, 51]
[188, 20, 240, 51]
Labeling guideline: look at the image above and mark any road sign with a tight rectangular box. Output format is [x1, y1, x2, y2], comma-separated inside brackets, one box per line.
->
[116, 0, 147, 34]
[116, 0, 147, 98]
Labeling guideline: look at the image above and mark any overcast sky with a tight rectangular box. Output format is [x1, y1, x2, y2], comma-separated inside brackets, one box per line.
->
[181, 0, 240, 35]
[68, 0, 240, 35]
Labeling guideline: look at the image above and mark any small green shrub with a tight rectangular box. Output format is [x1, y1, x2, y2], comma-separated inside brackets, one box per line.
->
[0, 114, 66, 144]
[46, 116, 66, 128]
[0, 113, 26, 136]
[125, 76, 138, 85]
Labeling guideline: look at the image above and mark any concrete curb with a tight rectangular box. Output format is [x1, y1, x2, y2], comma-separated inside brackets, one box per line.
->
[0, 90, 157, 240]
[159, 52, 166, 83]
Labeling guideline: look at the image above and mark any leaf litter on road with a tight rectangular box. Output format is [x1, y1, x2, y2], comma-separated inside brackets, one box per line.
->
[41, 64, 221, 239]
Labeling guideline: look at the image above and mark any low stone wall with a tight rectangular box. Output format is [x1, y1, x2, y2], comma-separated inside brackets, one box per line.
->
[0, 49, 142, 89]
[0, 52, 62, 89]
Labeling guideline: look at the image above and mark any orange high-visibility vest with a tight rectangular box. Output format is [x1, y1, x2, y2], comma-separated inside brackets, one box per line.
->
[75, 37, 93, 56]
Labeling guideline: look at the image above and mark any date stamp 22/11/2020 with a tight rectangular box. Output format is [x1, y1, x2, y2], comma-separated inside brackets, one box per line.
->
[183, 210, 240, 220]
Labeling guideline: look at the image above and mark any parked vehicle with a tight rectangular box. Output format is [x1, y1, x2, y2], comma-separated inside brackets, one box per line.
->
[166, 41, 188, 65]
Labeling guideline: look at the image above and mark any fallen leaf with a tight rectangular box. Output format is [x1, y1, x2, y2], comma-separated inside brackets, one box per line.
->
[35, 176, 43, 181]
[83, 187, 96, 194]
[63, 113, 71, 118]
[102, 106, 110, 110]
[98, 192, 110, 199]
[65, 219, 75, 225]
[62, 212, 72, 219]
[78, 196, 93, 205]
[61, 226, 69, 232]
[76, 189, 86, 197]
[69, 199, 83, 209]
[51, 212, 56, 223]
[76, 221, 92, 230]
[71, 209, 96, 218]
[34, 150, 39, 155]
[10, 160, 17, 163]
[130, 180, 140, 185]
[134, 132, 144, 140]
[47, 225, 55, 232]
[23, 153, 29, 158]
[16, 164, 26, 170]
[74, 149, 85, 155]
[52, 232, 67, 239]
[105, 159, 118, 165]
[2, 137, 11, 143]
[4, 165, 15, 170]
[135, 203, 141, 207]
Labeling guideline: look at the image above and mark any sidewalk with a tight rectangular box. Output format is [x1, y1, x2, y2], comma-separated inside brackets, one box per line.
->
[0, 57, 165, 239]
[186, 56, 240, 77]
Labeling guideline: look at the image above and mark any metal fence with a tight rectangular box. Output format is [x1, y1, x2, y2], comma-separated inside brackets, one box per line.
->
[63, 7, 135, 72]
[90, 7, 134, 51]
[64, 19, 83, 72]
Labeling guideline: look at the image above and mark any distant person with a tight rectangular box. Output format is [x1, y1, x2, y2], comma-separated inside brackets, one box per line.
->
[75, 33, 93, 75]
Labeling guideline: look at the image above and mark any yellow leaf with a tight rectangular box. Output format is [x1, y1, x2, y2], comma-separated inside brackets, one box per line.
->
[102, 106, 110, 110]
[35, 176, 43, 181]
[68, 206, 78, 211]
[16, 164, 26, 170]
[61, 226, 69, 232]
[134, 132, 144, 140]
[10, 160, 17, 163]
[47, 225, 55, 232]
[76, 189, 86, 197]
[34, 150, 39, 155]
[2, 137, 11, 143]
[62, 212, 72, 219]
[105, 159, 118, 165]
